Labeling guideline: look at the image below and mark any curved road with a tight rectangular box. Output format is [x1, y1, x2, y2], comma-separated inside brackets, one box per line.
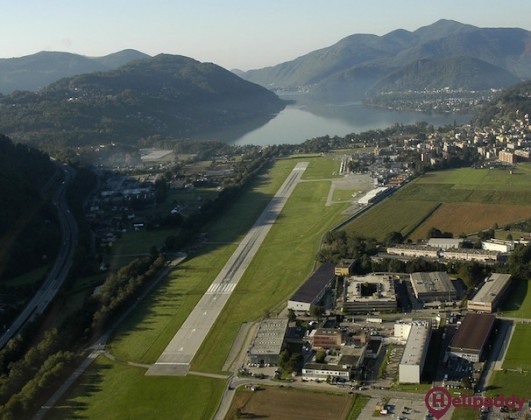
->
[147, 162, 309, 376]
[0, 165, 77, 348]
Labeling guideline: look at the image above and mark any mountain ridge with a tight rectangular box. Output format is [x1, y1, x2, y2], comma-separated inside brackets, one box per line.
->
[0, 49, 150, 94]
[0, 54, 285, 148]
[239, 20, 531, 100]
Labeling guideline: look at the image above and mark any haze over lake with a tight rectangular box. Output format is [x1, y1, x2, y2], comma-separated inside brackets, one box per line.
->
[208, 96, 472, 146]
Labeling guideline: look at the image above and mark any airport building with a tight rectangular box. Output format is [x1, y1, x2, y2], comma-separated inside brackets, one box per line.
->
[468, 273, 512, 313]
[248, 318, 289, 366]
[342, 274, 397, 314]
[398, 321, 432, 384]
[410, 272, 457, 302]
[287, 262, 335, 312]
[448, 313, 496, 362]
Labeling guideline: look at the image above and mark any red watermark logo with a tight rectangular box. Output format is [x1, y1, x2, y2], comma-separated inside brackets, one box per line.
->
[425, 386, 528, 419]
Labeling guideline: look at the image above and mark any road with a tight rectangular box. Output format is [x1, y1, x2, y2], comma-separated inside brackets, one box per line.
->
[0, 165, 78, 349]
[147, 162, 308, 376]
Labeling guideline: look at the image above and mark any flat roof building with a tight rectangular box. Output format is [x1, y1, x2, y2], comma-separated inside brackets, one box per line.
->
[410, 272, 457, 303]
[448, 313, 496, 362]
[248, 318, 289, 366]
[342, 274, 397, 314]
[443, 248, 499, 262]
[468, 273, 512, 313]
[310, 328, 343, 351]
[398, 321, 432, 384]
[288, 263, 335, 312]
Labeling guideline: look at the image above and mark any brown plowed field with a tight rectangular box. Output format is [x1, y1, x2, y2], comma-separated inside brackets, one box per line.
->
[226, 387, 353, 420]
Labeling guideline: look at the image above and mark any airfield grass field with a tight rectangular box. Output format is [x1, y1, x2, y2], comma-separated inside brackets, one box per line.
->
[49, 356, 225, 420]
[501, 279, 531, 319]
[345, 163, 531, 241]
[54, 155, 354, 418]
[487, 324, 531, 396]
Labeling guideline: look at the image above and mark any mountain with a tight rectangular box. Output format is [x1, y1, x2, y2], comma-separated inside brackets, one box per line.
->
[0, 49, 150, 94]
[0, 54, 285, 148]
[240, 20, 531, 100]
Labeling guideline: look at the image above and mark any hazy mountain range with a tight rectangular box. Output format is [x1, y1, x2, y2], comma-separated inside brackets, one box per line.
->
[239, 20, 531, 100]
[0, 49, 150, 94]
[0, 54, 285, 148]
[1, 19, 531, 148]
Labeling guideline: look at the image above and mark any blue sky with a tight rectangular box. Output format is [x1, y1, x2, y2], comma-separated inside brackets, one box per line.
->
[3, 0, 531, 70]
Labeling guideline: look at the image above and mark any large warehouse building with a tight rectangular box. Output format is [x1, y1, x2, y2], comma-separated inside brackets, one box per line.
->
[287, 262, 335, 312]
[410, 272, 457, 303]
[447, 313, 496, 362]
[248, 318, 289, 366]
[398, 321, 432, 384]
[468, 273, 512, 313]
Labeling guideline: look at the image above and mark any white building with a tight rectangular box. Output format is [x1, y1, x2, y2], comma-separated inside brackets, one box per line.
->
[398, 321, 432, 384]
[482, 239, 514, 253]
[427, 238, 463, 250]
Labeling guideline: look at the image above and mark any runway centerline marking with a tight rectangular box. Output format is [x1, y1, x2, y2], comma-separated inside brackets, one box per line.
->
[146, 162, 308, 376]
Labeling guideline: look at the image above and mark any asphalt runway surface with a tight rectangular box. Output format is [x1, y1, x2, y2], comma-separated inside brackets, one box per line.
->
[147, 162, 308, 376]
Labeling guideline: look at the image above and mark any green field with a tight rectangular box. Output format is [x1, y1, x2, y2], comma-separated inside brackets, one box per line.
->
[57, 156, 349, 418]
[49, 356, 225, 420]
[501, 279, 531, 319]
[344, 163, 531, 240]
[487, 324, 531, 396]
[501, 323, 531, 370]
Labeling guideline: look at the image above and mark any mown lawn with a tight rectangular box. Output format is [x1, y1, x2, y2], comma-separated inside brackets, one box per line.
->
[500, 279, 531, 319]
[49, 356, 225, 420]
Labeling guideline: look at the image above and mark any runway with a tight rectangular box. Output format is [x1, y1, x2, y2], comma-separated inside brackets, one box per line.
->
[146, 162, 308, 376]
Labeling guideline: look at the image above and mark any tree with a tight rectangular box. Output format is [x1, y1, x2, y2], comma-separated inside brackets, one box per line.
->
[315, 350, 326, 363]
[287, 309, 296, 323]
[310, 305, 324, 320]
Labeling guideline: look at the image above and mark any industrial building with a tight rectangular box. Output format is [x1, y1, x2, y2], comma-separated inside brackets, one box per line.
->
[287, 262, 335, 312]
[410, 272, 457, 302]
[448, 313, 496, 362]
[468, 273, 512, 313]
[443, 248, 500, 262]
[342, 274, 397, 313]
[398, 321, 432, 384]
[387, 245, 439, 259]
[248, 318, 289, 366]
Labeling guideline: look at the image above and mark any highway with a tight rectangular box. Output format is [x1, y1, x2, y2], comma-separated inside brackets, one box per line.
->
[0, 165, 78, 349]
[147, 162, 308, 376]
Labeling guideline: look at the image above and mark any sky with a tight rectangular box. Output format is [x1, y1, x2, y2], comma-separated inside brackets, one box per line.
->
[2, 0, 531, 71]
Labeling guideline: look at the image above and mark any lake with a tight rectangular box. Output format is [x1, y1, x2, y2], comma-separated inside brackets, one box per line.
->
[207, 97, 472, 146]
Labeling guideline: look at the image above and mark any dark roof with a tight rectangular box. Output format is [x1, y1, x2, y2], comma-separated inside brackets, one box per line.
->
[449, 313, 495, 352]
[290, 262, 335, 304]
